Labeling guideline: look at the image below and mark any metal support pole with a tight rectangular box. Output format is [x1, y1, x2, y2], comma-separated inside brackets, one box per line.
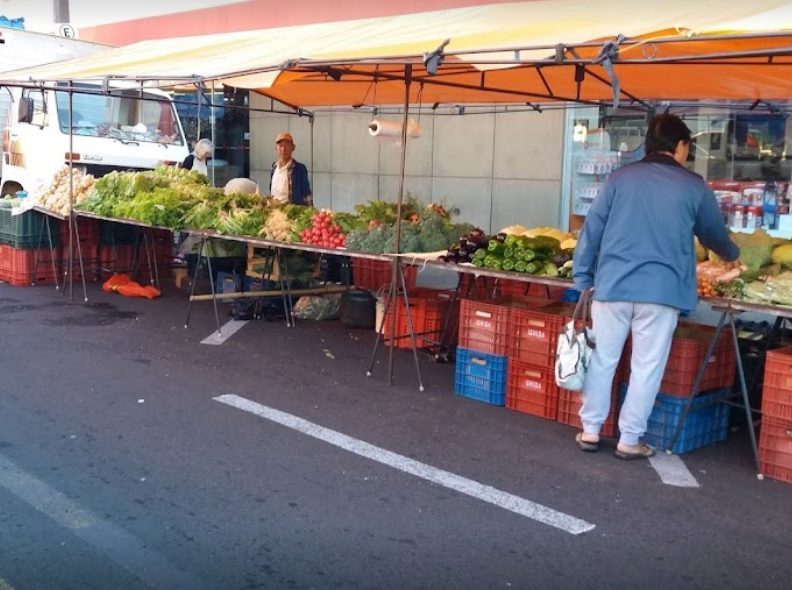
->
[64, 84, 88, 302]
[184, 238, 222, 335]
[730, 313, 762, 475]
[184, 239, 205, 328]
[33, 214, 60, 290]
[366, 66, 417, 386]
[399, 260, 425, 391]
[665, 308, 761, 474]
[210, 80, 216, 187]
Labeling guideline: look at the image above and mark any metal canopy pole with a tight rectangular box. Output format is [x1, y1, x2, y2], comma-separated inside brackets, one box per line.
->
[366, 64, 424, 390]
[65, 82, 88, 302]
[210, 80, 216, 187]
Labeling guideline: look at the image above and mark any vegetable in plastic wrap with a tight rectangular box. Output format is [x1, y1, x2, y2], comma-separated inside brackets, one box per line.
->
[744, 272, 792, 306]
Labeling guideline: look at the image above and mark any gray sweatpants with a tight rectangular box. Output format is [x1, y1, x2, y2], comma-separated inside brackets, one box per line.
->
[579, 301, 679, 445]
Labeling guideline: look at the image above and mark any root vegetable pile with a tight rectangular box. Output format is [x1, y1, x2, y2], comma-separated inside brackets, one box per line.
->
[299, 210, 346, 248]
[33, 165, 95, 216]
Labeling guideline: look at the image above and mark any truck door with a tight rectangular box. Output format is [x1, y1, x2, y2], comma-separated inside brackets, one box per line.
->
[2, 88, 64, 194]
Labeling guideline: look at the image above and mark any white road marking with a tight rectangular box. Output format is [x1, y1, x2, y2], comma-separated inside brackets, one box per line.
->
[214, 394, 596, 535]
[201, 319, 248, 345]
[0, 454, 208, 590]
[649, 453, 701, 488]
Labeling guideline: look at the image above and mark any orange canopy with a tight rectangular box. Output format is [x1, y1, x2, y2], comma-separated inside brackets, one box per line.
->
[3, 1, 792, 107]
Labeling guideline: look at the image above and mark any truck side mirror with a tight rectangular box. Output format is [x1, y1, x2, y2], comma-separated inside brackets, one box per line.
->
[18, 97, 34, 124]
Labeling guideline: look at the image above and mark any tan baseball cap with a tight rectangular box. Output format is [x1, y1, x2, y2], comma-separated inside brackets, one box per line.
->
[275, 132, 294, 144]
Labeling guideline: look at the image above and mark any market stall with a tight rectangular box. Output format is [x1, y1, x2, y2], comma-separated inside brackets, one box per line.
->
[5, 0, 792, 481]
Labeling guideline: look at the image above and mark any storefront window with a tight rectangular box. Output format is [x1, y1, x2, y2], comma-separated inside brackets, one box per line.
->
[562, 104, 792, 230]
[173, 88, 250, 186]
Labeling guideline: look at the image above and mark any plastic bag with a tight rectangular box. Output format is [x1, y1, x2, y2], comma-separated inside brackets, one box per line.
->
[292, 295, 341, 320]
[102, 273, 160, 299]
[555, 291, 595, 390]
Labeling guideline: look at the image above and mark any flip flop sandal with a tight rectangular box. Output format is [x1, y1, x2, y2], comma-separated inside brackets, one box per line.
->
[575, 432, 599, 453]
[613, 444, 656, 461]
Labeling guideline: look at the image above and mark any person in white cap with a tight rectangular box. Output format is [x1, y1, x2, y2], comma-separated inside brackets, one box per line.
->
[270, 132, 312, 206]
[181, 138, 214, 177]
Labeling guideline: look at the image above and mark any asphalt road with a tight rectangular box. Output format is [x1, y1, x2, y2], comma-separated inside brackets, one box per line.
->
[1, 281, 791, 590]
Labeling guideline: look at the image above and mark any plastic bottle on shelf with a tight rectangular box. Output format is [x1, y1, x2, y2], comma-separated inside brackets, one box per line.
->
[762, 181, 778, 230]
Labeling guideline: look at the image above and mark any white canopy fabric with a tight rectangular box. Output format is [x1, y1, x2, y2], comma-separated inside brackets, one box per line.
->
[2, 0, 792, 106]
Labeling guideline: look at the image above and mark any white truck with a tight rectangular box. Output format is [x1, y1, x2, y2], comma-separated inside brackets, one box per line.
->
[0, 28, 189, 196]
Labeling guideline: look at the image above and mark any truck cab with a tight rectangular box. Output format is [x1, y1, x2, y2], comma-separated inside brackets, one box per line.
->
[1, 83, 189, 196]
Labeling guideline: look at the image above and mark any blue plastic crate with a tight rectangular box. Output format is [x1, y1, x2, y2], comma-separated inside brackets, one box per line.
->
[454, 347, 508, 405]
[619, 385, 731, 454]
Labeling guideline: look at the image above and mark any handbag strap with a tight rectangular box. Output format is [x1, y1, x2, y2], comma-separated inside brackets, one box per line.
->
[571, 289, 592, 323]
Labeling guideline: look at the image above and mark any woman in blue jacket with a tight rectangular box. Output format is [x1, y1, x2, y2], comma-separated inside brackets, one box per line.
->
[573, 114, 740, 460]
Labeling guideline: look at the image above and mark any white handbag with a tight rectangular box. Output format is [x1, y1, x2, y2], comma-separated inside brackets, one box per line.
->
[555, 291, 595, 391]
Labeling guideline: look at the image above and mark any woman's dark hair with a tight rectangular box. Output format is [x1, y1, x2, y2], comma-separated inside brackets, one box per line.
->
[644, 114, 691, 155]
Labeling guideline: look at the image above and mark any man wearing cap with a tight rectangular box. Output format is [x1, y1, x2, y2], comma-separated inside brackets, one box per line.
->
[270, 132, 312, 206]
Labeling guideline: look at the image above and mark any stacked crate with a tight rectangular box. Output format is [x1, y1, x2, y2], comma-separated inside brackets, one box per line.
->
[352, 258, 416, 292]
[759, 346, 792, 484]
[0, 208, 61, 285]
[556, 355, 626, 438]
[0, 244, 60, 285]
[59, 217, 101, 278]
[505, 302, 572, 419]
[382, 288, 456, 349]
[622, 323, 736, 453]
[454, 298, 517, 405]
[98, 225, 173, 280]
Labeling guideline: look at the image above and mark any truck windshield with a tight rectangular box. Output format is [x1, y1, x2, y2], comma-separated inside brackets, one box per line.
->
[54, 88, 184, 145]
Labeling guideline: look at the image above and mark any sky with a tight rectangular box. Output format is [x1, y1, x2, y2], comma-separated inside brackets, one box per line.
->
[0, 0, 242, 32]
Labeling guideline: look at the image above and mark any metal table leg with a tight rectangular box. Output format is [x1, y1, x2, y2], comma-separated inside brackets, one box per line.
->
[666, 308, 761, 474]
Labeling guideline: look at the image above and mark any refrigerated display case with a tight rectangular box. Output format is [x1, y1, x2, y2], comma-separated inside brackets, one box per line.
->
[561, 105, 792, 232]
[561, 107, 645, 230]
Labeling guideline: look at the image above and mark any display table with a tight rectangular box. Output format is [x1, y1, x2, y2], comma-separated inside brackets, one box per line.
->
[72, 213, 791, 474]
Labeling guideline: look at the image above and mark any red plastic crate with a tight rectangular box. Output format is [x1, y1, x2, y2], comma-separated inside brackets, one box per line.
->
[60, 217, 100, 245]
[761, 346, 792, 420]
[0, 244, 59, 286]
[459, 296, 552, 356]
[506, 359, 559, 420]
[759, 416, 792, 485]
[624, 323, 735, 397]
[99, 243, 169, 280]
[494, 279, 566, 300]
[556, 353, 628, 437]
[100, 244, 137, 273]
[382, 288, 455, 349]
[459, 274, 491, 301]
[508, 302, 572, 366]
[764, 345, 792, 376]
[761, 384, 792, 421]
[352, 258, 416, 292]
[497, 278, 530, 296]
[557, 388, 619, 438]
[61, 242, 99, 277]
[459, 298, 513, 355]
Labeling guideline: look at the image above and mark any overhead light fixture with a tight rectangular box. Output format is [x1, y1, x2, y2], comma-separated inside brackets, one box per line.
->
[423, 39, 450, 76]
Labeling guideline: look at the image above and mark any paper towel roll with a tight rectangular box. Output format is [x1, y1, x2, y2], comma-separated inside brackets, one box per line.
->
[368, 119, 422, 140]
